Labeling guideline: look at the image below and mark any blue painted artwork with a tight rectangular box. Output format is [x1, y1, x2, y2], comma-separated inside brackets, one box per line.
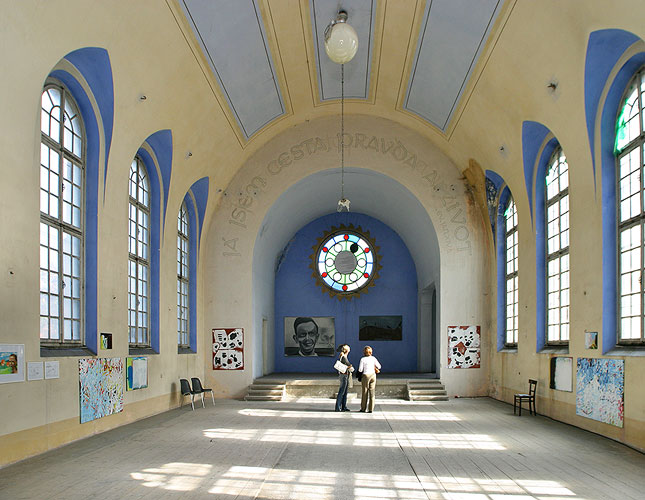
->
[79, 358, 124, 424]
[576, 358, 624, 427]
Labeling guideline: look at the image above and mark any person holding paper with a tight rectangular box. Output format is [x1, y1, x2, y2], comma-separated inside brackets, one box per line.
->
[335, 344, 353, 412]
[358, 346, 381, 413]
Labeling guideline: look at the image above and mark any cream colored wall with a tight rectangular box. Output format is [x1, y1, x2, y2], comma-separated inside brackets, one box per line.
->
[470, 2, 645, 453]
[0, 1, 218, 466]
[202, 114, 490, 399]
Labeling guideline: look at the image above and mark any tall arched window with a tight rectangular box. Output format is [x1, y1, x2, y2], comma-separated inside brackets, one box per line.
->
[616, 67, 645, 344]
[545, 147, 570, 344]
[40, 83, 84, 345]
[505, 198, 519, 346]
[177, 203, 190, 347]
[128, 157, 150, 347]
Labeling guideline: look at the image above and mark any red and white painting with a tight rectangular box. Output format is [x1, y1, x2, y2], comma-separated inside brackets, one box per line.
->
[447, 326, 481, 369]
[212, 328, 244, 370]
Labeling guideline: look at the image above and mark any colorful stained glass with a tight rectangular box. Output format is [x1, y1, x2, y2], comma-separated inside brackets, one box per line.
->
[315, 231, 375, 293]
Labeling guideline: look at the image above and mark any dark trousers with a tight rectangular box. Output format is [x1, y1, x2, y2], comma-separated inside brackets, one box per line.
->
[335, 374, 350, 411]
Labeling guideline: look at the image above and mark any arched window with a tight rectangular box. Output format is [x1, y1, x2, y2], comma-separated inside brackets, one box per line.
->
[177, 202, 190, 347]
[616, 67, 645, 344]
[128, 157, 150, 347]
[504, 198, 519, 346]
[545, 147, 570, 344]
[39, 83, 84, 345]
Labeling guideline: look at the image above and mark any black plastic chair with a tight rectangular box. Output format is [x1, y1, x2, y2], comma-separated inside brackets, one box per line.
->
[191, 377, 215, 406]
[180, 378, 201, 410]
[514, 379, 537, 416]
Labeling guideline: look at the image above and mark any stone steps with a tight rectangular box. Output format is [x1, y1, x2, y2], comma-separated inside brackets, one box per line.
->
[244, 383, 285, 401]
[407, 380, 449, 401]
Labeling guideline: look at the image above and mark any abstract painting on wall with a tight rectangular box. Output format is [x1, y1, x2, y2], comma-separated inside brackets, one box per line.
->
[549, 356, 573, 392]
[126, 356, 148, 391]
[576, 358, 624, 427]
[284, 317, 335, 356]
[79, 358, 124, 424]
[0, 344, 24, 384]
[359, 316, 402, 341]
[213, 328, 244, 369]
[447, 326, 480, 369]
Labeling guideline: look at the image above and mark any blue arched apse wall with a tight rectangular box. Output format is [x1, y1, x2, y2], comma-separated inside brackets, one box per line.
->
[274, 212, 418, 373]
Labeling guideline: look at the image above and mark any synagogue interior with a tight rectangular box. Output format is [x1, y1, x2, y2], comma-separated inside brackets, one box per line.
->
[0, 1, 644, 498]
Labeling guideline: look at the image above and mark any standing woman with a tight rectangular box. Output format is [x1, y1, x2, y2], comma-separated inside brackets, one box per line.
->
[335, 344, 353, 412]
[358, 346, 381, 413]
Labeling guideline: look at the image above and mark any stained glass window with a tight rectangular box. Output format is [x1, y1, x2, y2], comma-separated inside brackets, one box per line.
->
[313, 227, 379, 297]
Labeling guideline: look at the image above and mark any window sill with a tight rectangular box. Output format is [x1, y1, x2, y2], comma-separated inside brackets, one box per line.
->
[499, 347, 518, 353]
[605, 345, 645, 357]
[538, 345, 569, 355]
[40, 346, 95, 357]
[178, 346, 196, 354]
[129, 347, 159, 356]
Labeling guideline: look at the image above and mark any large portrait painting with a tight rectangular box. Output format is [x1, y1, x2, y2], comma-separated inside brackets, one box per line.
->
[447, 326, 481, 369]
[359, 316, 402, 341]
[284, 317, 335, 356]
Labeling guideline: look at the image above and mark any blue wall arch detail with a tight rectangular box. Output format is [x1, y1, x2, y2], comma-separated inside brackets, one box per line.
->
[181, 177, 209, 352]
[47, 47, 114, 354]
[585, 29, 645, 352]
[135, 130, 173, 353]
[522, 121, 561, 351]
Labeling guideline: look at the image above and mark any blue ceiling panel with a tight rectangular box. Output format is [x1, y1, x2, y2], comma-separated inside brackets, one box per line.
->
[181, 0, 285, 139]
[311, 0, 376, 100]
[405, 0, 502, 131]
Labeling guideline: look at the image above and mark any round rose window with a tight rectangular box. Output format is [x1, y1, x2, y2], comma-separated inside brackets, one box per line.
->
[310, 225, 380, 299]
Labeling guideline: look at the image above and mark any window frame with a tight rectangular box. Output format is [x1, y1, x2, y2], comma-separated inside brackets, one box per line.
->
[544, 146, 570, 346]
[128, 156, 151, 348]
[177, 202, 190, 348]
[39, 81, 86, 347]
[616, 67, 645, 345]
[504, 197, 519, 347]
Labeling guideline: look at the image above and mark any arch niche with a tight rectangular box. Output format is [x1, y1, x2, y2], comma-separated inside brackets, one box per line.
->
[203, 115, 489, 398]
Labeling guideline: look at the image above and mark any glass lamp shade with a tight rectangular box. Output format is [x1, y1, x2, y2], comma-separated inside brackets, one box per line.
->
[324, 22, 358, 64]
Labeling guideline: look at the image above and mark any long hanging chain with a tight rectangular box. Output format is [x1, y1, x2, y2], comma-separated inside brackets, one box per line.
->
[341, 63, 345, 200]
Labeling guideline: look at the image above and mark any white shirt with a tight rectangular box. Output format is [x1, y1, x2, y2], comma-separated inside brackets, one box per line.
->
[358, 355, 381, 375]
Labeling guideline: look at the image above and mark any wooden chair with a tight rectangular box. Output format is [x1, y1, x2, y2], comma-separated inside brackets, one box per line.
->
[191, 377, 215, 406]
[514, 379, 537, 416]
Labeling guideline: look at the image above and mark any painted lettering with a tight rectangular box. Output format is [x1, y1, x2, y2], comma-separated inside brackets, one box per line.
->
[278, 152, 292, 168]
[354, 133, 368, 149]
[290, 144, 304, 161]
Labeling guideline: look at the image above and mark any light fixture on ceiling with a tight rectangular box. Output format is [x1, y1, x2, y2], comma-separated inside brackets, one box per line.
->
[325, 10, 358, 213]
[324, 10, 358, 64]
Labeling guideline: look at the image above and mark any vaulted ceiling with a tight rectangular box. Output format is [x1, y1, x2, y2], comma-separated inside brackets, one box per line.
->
[174, 0, 507, 143]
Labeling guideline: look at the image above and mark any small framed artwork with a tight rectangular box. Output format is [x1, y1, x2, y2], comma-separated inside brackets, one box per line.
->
[585, 331, 598, 349]
[100, 333, 113, 350]
[126, 357, 148, 390]
[0, 344, 25, 384]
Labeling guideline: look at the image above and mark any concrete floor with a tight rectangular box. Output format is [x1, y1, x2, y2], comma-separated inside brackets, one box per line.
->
[1, 397, 644, 499]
